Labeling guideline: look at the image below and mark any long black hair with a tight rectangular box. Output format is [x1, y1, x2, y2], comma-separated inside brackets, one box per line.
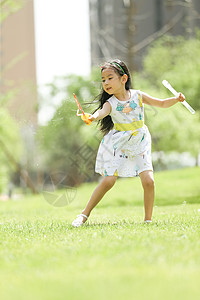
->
[93, 59, 132, 135]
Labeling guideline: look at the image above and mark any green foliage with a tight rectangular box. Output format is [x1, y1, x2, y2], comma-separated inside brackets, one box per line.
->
[142, 34, 200, 110]
[37, 70, 103, 185]
[0, 0, 26, 23]
[0, 108, 22, 192]
[144, 105, 200, 156]
[37, 102, 101, 185]
[44, 67, 101, 104]
[134, 34, 200, 158]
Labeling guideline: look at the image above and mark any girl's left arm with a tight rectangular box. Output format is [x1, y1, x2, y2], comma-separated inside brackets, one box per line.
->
[89, 101, 111, 121]
[142, 92, 185, 108]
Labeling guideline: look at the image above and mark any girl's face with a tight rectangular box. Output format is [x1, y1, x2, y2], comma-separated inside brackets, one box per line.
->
[101, 68, 127, 95]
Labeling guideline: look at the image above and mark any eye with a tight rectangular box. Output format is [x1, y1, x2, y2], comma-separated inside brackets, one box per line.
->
[109, 77, 113, 80]
[102, 79, 105, 83]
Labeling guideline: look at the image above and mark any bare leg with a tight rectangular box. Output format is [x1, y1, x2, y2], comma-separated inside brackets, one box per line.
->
[81, 176, 117, 222]
[139, 170, 155, 221]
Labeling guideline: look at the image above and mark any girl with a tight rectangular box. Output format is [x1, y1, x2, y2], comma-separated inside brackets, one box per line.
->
[72, 59, 185, 227]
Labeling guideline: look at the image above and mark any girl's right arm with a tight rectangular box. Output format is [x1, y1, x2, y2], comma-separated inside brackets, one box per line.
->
[142, 92, 185, 108]
[89, 102, 111, 121]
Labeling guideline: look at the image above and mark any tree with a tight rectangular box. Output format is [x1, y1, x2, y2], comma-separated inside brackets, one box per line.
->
[37, 71, 102, 186]
[0, 108, 22, 192]
[141, 34, 200, 111]
[134, 34, 200, 165]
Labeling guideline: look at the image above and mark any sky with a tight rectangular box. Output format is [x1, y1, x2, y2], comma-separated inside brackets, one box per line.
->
[34, 0, 91, 86]
[33, 0, 91, 123]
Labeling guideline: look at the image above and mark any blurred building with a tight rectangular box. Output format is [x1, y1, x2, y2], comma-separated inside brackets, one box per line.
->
[0, 0, 39, 192]
[89, 0, 200, 71]
[0, 0, 37, 126]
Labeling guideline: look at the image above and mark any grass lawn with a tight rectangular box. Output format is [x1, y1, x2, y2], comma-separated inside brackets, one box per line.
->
[0, 167, 200, 300]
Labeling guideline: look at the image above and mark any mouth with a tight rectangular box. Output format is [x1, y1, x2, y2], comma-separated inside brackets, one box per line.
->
[106, 87, 112, 92]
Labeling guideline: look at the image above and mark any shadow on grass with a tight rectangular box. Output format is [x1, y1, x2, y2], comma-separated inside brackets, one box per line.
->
[69, 220, 158, 230]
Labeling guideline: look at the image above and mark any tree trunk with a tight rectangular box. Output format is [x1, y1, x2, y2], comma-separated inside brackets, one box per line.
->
[126, 0, 135, 72]
[0, 138, 38, 194]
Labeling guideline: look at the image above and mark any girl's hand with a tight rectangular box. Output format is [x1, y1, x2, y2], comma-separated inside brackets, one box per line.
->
[81, 113, 92, 125]
[176, 92, 185, 102]
[88, 114, 97, 122]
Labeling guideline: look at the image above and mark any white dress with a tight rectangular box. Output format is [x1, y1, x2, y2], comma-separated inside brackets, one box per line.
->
[95, 89, 153, 177]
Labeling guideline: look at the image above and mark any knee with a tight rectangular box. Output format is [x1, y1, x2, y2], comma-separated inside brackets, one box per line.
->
[142, 177, 155, 189]
[102, 176, 117, 190]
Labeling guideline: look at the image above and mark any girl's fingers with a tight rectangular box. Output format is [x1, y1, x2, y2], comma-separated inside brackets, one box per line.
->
[88, 115, 94, 120]
[177, 92, 185, 102]
[81, 113, 92, 125]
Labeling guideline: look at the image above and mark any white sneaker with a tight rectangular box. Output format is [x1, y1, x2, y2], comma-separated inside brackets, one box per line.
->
[144, 220, 152, 224]
[72, 214, 88, 227]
